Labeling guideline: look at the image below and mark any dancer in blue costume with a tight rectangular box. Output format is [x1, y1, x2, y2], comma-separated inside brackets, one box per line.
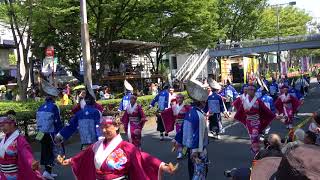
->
[269, 77, 279, 100]
[175, 80, 209, 180]
[205, 79, 227, 139]
[55, 90, 101, 150]
[36, 80, 63, 179]
[118, 80, 133, 112]
[150, 84, 171, 140]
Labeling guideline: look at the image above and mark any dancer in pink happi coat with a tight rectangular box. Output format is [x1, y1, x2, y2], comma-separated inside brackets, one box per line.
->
[121, 94, 147, 148]
[275, 85, 301, 129]
[161, 94, 191, 159]
[234, 84, 276, 154]
[0, 112, 43, 180]
[57, 116, 177, 180]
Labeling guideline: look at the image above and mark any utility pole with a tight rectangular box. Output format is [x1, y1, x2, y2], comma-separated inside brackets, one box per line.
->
[80, 0, 93, 93]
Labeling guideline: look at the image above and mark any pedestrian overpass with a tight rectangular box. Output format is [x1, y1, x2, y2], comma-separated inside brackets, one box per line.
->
[210, 34, 320, 57]
[174, 34, 320, 82]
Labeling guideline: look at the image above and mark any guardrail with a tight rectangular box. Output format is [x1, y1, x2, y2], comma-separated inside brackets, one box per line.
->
[215, 34, 320, 50]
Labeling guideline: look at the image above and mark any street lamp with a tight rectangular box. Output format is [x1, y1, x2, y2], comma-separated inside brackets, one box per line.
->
[271, 1, 296, 77]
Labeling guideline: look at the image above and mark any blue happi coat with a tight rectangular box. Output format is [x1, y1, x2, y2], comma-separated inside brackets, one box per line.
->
[221, 85, 239, 100]
[36, 99, 63, 134]
[205, 92, 225, 114]
[175, 106, 208, 151]
[260, 94, 276, 113]
[269, 81, 279, 96]
[289, 87, 303, 100]
[263, 79, 269, 87]
[256, 87, 263, 98]
[60, 105, 101, 145]
[284, 78, 290, 86]
[118, 91, 132, 111]
[150, 89, 169, 111]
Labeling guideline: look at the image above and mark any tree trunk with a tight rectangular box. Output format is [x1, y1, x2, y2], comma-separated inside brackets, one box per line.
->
[5, 0, 32, 101]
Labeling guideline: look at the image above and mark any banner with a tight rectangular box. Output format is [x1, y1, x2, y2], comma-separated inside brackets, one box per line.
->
[53, 57, 58, 73]
[301, 56, 309, 73]
[79, 58, 84, 75]
[42, 57, 54, 76]
[243, 57, 249, 83]
[253, 56, 259, 75]
[280, 61, 288, 75]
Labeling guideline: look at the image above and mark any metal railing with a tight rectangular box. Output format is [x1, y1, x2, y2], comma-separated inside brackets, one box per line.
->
[190, 48, 210, 80]
[175, 53, 200, 81]
[215, 33, 320, 50]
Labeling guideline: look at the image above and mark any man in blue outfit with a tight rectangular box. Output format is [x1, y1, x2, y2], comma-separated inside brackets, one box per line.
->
[221, 80, 239, 115]
[37, 80, 63, 180]
[175, 80, 209, 180]
[206, 79, 227, 139]
[269, 77, 279, 100]
[118, 80, 133, 112]
[150, 83, 170, 140]
[55, 90, 101, 150]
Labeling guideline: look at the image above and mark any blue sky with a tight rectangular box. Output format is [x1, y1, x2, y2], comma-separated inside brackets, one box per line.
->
[268, 0, 320, 18]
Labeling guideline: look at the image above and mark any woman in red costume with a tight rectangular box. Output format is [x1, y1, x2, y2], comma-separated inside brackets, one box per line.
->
[57, 116, 177, 180]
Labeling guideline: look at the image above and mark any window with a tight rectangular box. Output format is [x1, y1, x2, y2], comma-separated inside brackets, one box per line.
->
[171, 56, 177, 69]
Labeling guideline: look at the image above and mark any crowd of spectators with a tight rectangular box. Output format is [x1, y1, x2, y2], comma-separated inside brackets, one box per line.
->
[226, 109, 320, 180]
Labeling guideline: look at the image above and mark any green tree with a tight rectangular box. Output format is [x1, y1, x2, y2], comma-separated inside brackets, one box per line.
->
[8, 53, 16, 65]
[86, 0, 155, 79]
[217, 0, 267, 41]
[0, 0, 34, 100]
[31, 0, 81, 75]
[123, 0, 222, 72]
[254, 6, 312, 38]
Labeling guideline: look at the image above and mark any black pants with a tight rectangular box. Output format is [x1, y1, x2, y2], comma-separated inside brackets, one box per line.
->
[187, 150, 194, 180]
[208, 114, 222, 134]
[156, 114, 165, 133]
[225, 101, 232, 112]
[40, 133, 54, 173]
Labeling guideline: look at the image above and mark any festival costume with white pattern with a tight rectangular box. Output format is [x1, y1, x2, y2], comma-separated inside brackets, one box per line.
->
[275, 86, 301, 128]
[0, 116, 43, 180]
[64, 117, 165, 180]
[121, 103, 147, 148]
[175, 80, 209, 180]
[234, 92, 275, 154]
[161, 101, 191, 158]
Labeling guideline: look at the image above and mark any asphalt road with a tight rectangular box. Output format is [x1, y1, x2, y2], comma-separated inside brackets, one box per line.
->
[34, 79, 320, 180]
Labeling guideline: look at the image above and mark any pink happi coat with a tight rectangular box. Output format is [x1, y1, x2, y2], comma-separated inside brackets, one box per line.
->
[275, 93, 301, 125]
[160, 104, 191, 133]
[234, 96, 275, 153]
[232, 94, 248, 111]
[0, 133, 43, 180]
[121, 103, 147, 147]
[70, 135, 163, 180]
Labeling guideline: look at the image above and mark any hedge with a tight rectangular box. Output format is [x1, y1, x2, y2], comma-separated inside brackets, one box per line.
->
[0, 91, 190, 136]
